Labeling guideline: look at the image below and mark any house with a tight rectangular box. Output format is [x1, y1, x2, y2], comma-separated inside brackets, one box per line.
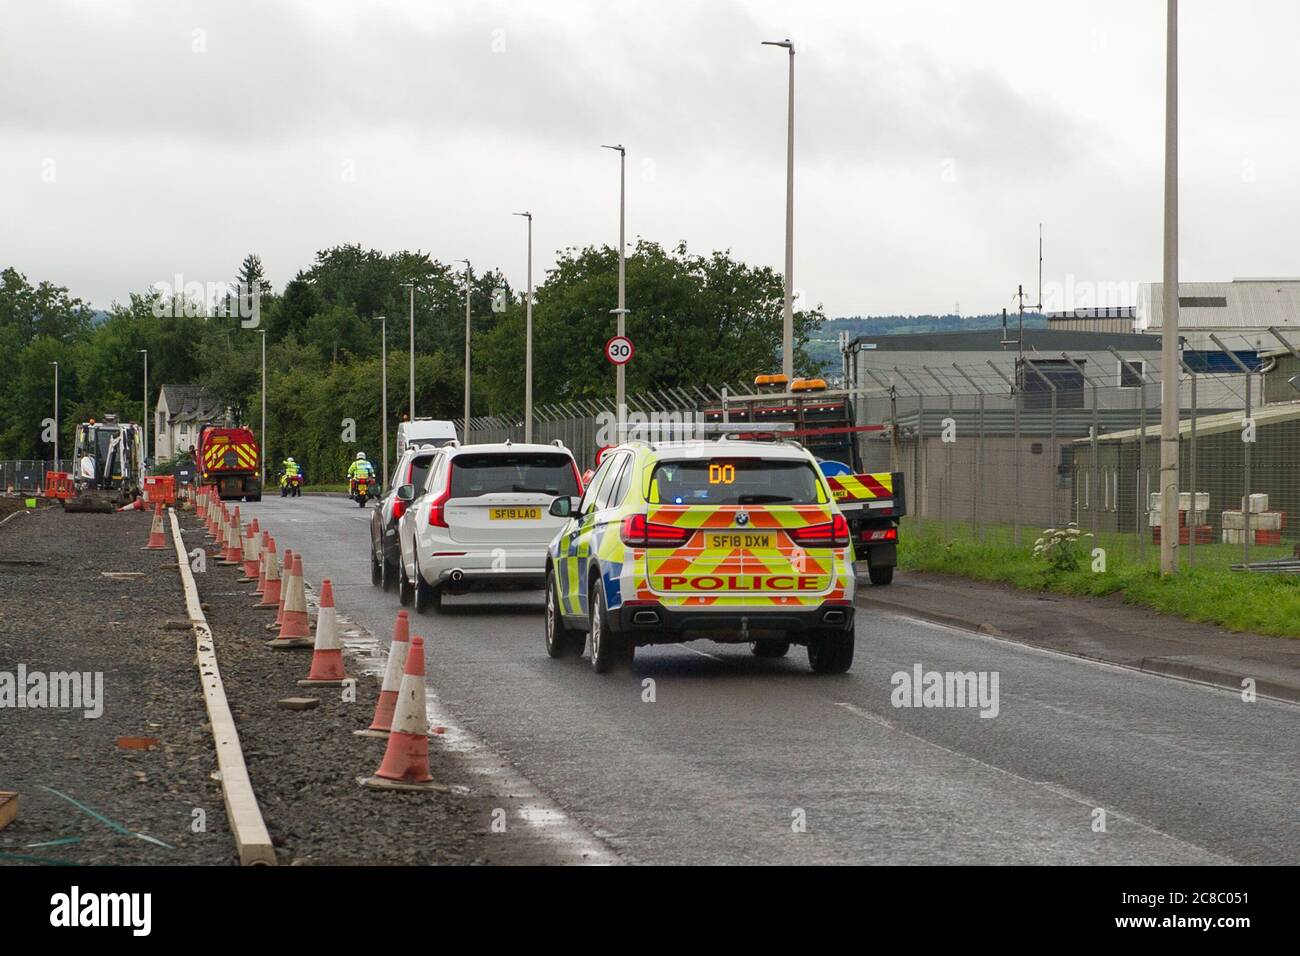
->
[154, 385, 219, 460]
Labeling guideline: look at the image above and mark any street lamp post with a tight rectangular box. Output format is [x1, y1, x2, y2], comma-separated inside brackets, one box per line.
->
[50, 361, 59, 466]
[762, 38, 795, 380]
[138, 349, 149, 463]
[401, 282, 416, 422]
[1159, 0, 1181, 575]
[514, 211, 534, 442]
[258, 330, 267, 485]
[602, 144, 628, 440]
[377, 315, 388, 490]
[456, 260, 472, 442]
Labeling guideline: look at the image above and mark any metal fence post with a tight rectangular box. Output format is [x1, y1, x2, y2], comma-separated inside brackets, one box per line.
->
[1110, 347, 1150, 562]
[986, 360, 1018, 546]
[1180, 359, 1198, 566]
[1023, 359, 1058, 531]
[1211, 333, 1254, 570]
[951, 364, 985, 541]
[893, 368, 925, 527]
[923, 366, 953, 540]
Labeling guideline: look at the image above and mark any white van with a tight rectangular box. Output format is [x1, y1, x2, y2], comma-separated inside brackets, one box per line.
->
[397, 418, 458, 452]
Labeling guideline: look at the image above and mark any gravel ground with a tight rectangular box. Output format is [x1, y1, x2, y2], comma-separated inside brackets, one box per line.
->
[0, 506, 233, 865]
[1, 505, 560, 865]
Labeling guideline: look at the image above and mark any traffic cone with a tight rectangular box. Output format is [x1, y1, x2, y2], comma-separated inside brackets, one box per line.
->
[255, 540, 282, 610]
[220, 508, 244, 566]
[266, 548, 292, 628]
[298, 580, 349, 686]
[360, 636, 443, 791]
[267, 553, 313, 648]
[355, 611, 410, 738]
[251, 531, 271, 596]
[239, 519, 261, 581]
[143, 503, 167, 550]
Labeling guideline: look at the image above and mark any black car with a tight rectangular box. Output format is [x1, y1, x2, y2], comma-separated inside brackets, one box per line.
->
[370, 444, 443, 590]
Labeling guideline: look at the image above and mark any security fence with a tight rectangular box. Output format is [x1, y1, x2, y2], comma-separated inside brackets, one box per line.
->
[456, 330, 1300, 573]
[0, 460, 71, 495]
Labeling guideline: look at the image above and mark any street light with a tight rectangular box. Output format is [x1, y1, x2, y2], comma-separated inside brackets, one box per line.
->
[513, 212, 534, 442]
[376, 315, 388, 489]
[456, 260, 472, 443]
[761, 38, 795, 380]
[138, 349, 149, 463]
[1158, 0, 1181, 575]
[258, 329, 267, 485]
[602, 144, 628, 440]
[50, 361, 59, 466]
[400, 281, 416, 421]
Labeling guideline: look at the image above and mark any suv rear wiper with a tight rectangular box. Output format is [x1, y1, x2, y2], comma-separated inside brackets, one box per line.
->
[737, 493, 794, 504]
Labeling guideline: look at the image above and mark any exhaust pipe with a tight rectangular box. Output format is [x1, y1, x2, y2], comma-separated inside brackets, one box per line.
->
[632, 610, 660, 625]
[449, 568, 465, 584]
[822, 609, 846, 625]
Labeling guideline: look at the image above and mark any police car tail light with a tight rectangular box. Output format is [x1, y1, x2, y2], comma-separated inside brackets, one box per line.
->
[620, 513, 691, 548]
[789, 513, 850, 548]
[428, 464, 453, 528]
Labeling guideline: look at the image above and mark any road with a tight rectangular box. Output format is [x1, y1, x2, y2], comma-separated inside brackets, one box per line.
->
[240, 494, 1299, 865]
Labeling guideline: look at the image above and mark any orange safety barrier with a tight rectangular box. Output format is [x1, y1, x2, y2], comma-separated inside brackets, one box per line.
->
[142, 475, 176, 506]
[45, 472, 75, 500]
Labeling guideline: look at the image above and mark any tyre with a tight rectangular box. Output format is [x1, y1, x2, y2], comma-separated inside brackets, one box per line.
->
[280, 486, 288, 498]
[246, 495, 262, 503]
[357, 496, 367, 508]
[750, 639, 791, 658]
[589, 581, 632, 673]
[380, 553, 396, 592]
[397, 559, 414, 606]
[370, 547, 382, 587]
[544, 566, 584, 658]
[807, 624, 855, 674]
[868, 563, 894, 586]
[413, 558, 442, 613]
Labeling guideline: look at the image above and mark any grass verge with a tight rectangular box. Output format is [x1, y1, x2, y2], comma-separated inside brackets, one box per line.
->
[899, 531, 1300, 639]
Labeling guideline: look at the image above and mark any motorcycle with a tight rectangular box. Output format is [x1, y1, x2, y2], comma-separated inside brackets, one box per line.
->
[350, 474, 376, 507]
[279, 471, 303, 498]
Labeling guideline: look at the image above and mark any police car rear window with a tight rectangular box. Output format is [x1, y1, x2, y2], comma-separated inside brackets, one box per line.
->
[649, 459, 824, 505]
[450, 453, 579, 497]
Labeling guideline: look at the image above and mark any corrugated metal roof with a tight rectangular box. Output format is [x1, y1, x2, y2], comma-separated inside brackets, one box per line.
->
[848, 328, 1162, 352]
[1072, 400, 1300, 444]
[1136, 280, 1300, 332]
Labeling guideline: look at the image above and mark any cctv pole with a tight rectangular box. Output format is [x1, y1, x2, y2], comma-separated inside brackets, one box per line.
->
[514, 211, 534, 442]
[403, 282, 416, 421]
[139, 349, 149, 462]
[1159, 0, 1181, 575]
[259, 330, 267, 484]
[763, 39, 796, 379]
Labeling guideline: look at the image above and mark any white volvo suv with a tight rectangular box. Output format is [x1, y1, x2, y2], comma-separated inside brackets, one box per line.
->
[395, 441, 582, 612]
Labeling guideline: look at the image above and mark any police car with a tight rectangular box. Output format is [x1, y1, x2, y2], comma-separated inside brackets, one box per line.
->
[544, 439, 856, 674]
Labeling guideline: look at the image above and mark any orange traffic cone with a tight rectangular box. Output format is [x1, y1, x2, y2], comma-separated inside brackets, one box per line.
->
[239, 519, 261, 581]
[143, 503, 167, 550]
[355, 611, 410, 738]
[251, 531, 270, 596]
[256, 540, 282, 610]
[266, 548, 292, 627]
[267, 553, 313, 648]
[360, 636, 443, 791]
[220, 508, 244, 566]
[298, 580, 350, 686]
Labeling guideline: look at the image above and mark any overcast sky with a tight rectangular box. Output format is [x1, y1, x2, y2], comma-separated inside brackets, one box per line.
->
[3, 0, 1298, 317]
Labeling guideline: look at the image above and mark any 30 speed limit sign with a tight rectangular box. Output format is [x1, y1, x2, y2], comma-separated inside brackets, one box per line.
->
[605, 335, 634, 365]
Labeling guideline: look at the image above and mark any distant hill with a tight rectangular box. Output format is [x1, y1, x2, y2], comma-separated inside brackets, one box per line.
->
[806, 313, 1047, 375]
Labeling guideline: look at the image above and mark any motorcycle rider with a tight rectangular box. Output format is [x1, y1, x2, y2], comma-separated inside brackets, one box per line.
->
[347, 452, 376, 496]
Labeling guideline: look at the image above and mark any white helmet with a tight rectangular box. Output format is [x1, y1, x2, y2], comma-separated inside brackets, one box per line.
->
[356, 452, 367, 460]
[286, 456, 295, 463]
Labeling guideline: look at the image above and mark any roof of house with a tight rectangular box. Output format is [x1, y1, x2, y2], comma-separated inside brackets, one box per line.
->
[157, 384, 219, 423]
[1136, 279, 1300, 332]
[847, 328, 1163, 353]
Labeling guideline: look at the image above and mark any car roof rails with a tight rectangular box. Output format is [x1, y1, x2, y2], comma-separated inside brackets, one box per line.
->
[551, 439, 567, 449]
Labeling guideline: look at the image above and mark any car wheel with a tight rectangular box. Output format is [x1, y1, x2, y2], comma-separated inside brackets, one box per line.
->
[370, 546, 382, 587]
[751, 639, 791, 658]
[380, 553, 396, 592]
[397, 559, 414, 606]
[413, 558, 442, 614]
[807, 624, 855, 674]
[544, 566, 583, 658]
[589, 582, 631, 673]
[868, 563, 894, 586]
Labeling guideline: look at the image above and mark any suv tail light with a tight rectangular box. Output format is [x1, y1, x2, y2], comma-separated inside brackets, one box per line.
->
[620, 513, 692, 548]
[428, 463, 453, 527]
[788, 513, 850, 548]
[392, 499, 406, 520]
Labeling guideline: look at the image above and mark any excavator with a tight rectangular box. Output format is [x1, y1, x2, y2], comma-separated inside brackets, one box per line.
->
[51, 416, 146, 513]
